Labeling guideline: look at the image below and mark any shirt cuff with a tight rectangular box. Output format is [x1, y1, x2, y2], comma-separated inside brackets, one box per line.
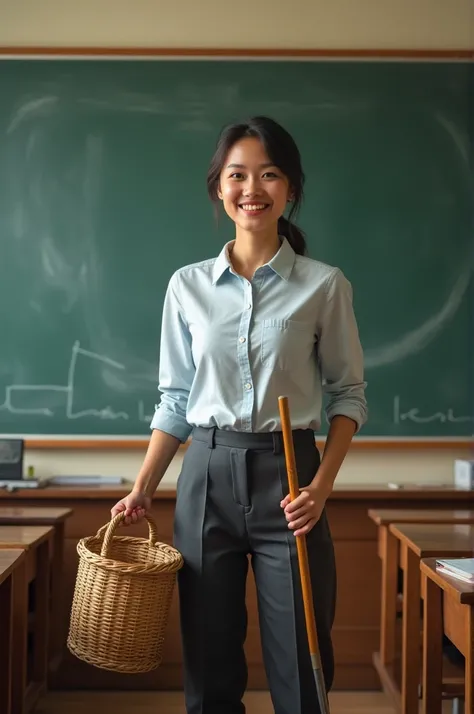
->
[325, 402, 368, 434]
[149, 408, 193, 443]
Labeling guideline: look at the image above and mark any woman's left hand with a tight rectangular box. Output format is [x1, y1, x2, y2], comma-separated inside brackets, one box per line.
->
[280, 483, 330, 537]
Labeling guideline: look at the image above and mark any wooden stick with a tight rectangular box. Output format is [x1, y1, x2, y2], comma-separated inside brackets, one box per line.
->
[278, 395, 331, 714]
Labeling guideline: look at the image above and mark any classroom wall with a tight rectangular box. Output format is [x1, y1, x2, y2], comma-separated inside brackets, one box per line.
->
[2, 0, 473, 49]
[3, 0, 473, 487]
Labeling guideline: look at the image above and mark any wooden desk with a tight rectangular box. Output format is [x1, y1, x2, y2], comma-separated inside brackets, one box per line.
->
[421, 558, 473, 714]
[1, 484, 473, 692]
[0, 550, 27, 714]
[0, 525, 55, 714]
[374, 523, 473, 714]
[0, 507, 73, 670]
[369, 509, 474, 667]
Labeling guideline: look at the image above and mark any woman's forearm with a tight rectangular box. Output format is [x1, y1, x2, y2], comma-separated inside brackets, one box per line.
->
[132, 429, 182, 497]
[312, 415, 357, 495]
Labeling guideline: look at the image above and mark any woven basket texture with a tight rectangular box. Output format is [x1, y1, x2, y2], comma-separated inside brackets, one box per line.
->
[67, 512, 183, 673]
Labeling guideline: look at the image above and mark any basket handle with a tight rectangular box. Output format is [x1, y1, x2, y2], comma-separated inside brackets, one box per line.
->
[96, 512, 159, 558]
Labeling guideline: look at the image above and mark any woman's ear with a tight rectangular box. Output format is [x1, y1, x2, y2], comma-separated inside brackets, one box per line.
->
[217, 185, 223, 200]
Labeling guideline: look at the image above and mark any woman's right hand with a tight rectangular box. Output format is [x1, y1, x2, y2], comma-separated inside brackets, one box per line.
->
[110, 490, 152, 526]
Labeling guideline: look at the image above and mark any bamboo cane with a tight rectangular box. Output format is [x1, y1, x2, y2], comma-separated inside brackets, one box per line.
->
[278, 395, 331, 714]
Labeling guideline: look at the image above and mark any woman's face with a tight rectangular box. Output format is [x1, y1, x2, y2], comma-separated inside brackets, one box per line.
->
[218, 137, 291, 236]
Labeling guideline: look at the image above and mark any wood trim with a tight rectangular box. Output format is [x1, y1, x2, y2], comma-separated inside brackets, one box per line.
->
[1, 485, 473, 500]
[0, 47, 472, 59]
[22, 438, 473, 450]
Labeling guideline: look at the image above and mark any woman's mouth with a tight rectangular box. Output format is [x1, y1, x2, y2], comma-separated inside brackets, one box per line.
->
[238, 203, 270, 216]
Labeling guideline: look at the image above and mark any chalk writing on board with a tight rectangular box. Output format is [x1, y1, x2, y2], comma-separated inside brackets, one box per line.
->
[138, 401, 154, 424]
[364, 264, 471, 369]
[393, 396, 473, 425]
[0, 341, 154, 423]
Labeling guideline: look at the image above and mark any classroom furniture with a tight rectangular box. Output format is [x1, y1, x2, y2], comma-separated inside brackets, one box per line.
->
[0, 483, 473, 692]
[373, 522, 473, 714]
[0, 525, 55, 714]
[0, 57, 471, 441]
[420, 557, 473, 714]
[369, 508, 474, 668]
[0, 507, 73, 672]
[0, 549, 27, 714]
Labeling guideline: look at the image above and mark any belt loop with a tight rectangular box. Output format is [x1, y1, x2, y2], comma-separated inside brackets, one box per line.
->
[207, 426, 216, 449]
[272, 432, 282, 455]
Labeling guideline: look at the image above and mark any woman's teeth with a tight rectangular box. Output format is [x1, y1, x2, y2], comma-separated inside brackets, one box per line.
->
[240, 204, 267, 211]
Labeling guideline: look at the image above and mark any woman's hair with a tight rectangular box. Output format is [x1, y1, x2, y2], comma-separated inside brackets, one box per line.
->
[206, 116, 307, 256]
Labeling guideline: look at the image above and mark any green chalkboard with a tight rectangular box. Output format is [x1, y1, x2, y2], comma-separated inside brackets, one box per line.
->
[0, 58, 472, 438]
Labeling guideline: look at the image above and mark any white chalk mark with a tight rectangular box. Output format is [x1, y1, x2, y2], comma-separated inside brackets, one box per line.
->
[365, 265, 471, 369]
[0, 385, 57, 416]
[435, 113, 469, 164]
[0, 341, 131, 421]
[7, 96, 58, 134]
[66, 341, 128, 420]
[138, 400, 154, 423]
[73, 342, 124, 371]
[393, 396, 473, 425]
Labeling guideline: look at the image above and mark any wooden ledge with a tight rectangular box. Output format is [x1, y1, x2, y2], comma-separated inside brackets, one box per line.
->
[0, 484, 473, 502]
[22, 437, 473, 451]
[0, 47, 472, 59]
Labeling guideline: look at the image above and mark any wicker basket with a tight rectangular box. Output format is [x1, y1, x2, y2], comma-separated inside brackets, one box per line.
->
[67, 512, 183, 673]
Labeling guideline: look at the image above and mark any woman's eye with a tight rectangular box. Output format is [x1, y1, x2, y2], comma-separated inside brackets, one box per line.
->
[230, 172, 244, 180]
[263, 172, 278, 179]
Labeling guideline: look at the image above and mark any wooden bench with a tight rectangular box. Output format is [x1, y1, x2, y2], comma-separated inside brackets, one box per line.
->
[420, 557, 473, 714]
[373, 522, 473, 714]
[0, 507, 73, 671]
[0, 550, 27, 714]
[0, 525, 55, 714]
[369, 509, 474, 668]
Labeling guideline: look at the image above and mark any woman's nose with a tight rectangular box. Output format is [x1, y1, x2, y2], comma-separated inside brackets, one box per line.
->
[243, 179, 262, 197]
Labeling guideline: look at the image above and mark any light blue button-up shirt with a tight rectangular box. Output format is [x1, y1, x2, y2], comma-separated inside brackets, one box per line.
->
[150, 237, 367, 442]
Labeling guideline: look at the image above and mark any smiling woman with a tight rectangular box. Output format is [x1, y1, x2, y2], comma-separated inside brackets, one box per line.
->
[207, 116, 307, 264]
[111, 115, 367, 714]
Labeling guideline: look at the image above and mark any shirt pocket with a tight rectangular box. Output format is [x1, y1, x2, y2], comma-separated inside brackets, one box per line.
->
[261, 318, 314, 372]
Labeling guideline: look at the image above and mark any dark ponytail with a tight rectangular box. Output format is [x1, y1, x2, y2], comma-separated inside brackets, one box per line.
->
[277, 217, 307, 257]
[207, 116, 308, 256]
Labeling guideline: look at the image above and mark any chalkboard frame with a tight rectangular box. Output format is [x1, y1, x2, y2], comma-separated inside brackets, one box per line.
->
[1, 45, 472, 450]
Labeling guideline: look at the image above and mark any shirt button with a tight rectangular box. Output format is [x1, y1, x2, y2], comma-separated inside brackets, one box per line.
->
[244, 382, 252, 391]
[239, 336, 246, 344]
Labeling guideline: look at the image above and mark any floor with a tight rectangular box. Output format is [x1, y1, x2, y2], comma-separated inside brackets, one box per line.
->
[36, 690, 456, 713]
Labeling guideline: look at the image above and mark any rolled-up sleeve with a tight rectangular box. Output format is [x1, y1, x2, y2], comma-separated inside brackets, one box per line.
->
[318, 268, 368, 432]
[150, 272, 195, 442]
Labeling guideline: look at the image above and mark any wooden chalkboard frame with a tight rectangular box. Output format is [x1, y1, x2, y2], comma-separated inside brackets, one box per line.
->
[1, 46, 471, 450]
[0, 48, 471, 58]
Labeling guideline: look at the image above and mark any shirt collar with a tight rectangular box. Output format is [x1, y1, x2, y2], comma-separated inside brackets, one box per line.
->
[211, 236, 296, 285]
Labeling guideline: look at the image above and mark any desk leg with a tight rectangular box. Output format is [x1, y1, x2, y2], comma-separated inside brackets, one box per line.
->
[421, 572, 442, 714]
[0, 574, 13, 714]
[401, 545, 421, 714]
[11, 561, 27, 714]
[380, 525, 399, 665]
[32, 542, 50, 688]
[50, 523, 65, 660]
[466, 607, 473, 714]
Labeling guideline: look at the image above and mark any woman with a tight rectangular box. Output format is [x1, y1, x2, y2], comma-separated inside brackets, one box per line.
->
[111, 116, 367, 714]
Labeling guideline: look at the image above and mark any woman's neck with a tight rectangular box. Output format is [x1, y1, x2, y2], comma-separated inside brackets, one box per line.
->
[229, 230, 281, 281]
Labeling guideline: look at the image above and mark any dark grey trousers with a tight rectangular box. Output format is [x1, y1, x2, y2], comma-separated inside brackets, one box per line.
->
[173, 426, 337, 714]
